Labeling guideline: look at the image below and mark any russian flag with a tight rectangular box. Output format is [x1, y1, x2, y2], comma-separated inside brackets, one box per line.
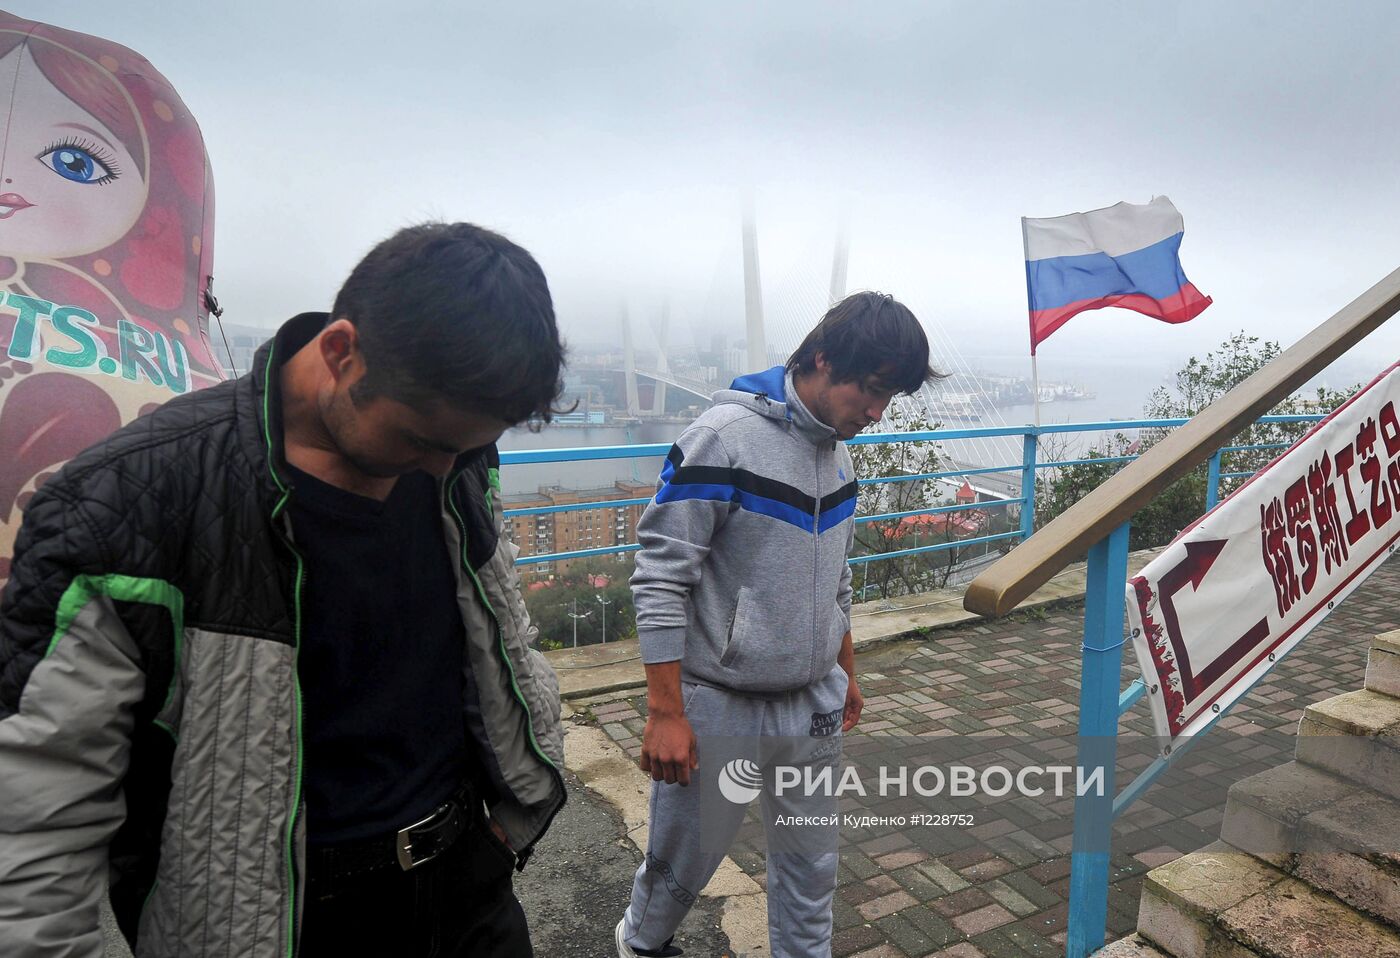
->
[1023, 196, 1211, 354]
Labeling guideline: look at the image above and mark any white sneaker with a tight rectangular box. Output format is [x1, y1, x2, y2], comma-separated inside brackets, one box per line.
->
[615, 918, 683, 957]
[615, 919, 635, 957]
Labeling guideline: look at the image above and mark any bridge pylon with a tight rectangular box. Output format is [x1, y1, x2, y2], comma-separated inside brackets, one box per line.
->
[742, 196, 767, 372]
[620, 305, 641, 417]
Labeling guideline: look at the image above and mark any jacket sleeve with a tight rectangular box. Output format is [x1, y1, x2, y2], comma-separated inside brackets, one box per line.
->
[630, 424, 734, 664]
[485, 473, 564, 770]
[0, 486, 145, 958]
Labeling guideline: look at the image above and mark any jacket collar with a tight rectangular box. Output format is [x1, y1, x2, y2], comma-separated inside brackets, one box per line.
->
[243, 311, 328, 512]
[782, 368, 839, 446]
[713, 364, 838, 446]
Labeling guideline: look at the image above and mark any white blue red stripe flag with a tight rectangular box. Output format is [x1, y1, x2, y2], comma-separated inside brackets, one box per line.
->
[1023, 196, 1211, 354]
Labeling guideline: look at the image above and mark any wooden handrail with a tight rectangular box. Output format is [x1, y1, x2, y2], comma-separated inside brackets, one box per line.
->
[964, 266, 1400, 618]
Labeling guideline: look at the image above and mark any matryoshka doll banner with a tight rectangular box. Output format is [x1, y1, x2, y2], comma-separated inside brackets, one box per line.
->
[0, 10, 220, 583]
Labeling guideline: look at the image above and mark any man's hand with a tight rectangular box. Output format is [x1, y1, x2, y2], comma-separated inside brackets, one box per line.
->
[837, 629, 862, 732]
[640, 711, 699, 785]
[488, 817, 515, 851]
[841, 675, 864, 732]
[639, 660, 700, 785]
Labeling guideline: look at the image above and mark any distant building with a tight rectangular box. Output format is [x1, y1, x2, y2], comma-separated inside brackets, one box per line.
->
[504, 480, 655, 581]
[209, 321, 274, 378]
[552, 410, 609, 426]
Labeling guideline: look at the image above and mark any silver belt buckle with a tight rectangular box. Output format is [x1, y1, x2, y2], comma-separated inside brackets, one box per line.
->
[395, 801, 451, 871]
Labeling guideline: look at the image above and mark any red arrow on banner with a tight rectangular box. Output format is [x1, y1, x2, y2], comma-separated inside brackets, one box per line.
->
[1180, 538, 1226, 590]
[1157, 536, 1269, 701]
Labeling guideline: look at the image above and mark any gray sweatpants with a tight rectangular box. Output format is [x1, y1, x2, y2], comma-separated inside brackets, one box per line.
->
[621, 666, 848, 958]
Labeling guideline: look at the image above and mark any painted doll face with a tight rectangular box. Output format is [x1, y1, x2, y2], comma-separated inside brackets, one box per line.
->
[0, 44, 146, 259]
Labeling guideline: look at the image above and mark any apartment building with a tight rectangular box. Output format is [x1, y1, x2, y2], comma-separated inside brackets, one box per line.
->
[504, 480, 655, 581]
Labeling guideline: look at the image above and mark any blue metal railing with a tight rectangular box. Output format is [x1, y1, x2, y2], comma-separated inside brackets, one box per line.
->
[500, 414, 1322, 570]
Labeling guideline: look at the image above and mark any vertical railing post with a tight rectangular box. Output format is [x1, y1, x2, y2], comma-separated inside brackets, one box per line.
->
[1019, 431, 1038, 540]
[1065, 521, 1132, 958]
[1205, 449, 1223, 511]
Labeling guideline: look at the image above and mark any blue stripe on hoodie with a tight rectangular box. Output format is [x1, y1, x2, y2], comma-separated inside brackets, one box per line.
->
[654, 437, 856, 534]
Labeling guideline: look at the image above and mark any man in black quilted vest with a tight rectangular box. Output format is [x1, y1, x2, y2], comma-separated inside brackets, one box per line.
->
[0, 222, 569, 957]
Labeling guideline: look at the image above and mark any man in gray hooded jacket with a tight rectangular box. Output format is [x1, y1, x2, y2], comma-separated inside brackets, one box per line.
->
[617, 292, 941, 958]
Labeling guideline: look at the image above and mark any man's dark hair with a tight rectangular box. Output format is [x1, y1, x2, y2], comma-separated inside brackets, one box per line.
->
[333, 221, 567, 426]
[786, 291, 943, 394]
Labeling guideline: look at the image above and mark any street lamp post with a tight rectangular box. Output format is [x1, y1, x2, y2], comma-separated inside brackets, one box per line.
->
[565, 598, 592, 649]
[595, 594, 613, 644]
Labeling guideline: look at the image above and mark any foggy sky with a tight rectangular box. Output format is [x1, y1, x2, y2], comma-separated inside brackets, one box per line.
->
[13, 0, 1400, 385]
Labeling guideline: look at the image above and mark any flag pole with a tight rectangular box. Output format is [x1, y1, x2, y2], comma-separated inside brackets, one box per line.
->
[1021, 215, 1041, 427]
[1031, 351, 1041, 427]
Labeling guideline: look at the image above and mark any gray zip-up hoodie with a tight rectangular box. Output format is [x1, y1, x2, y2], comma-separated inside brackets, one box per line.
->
[631, 366, 856, 693]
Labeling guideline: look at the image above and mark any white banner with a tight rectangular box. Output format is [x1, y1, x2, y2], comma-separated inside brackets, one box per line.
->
[1127, 363, 1400, 742]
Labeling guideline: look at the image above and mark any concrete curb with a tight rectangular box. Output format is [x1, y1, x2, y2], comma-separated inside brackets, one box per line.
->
[562, 717, 770, 955]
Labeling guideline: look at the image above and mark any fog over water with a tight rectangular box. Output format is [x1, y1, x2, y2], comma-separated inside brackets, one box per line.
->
[497, 354, 1174, 496]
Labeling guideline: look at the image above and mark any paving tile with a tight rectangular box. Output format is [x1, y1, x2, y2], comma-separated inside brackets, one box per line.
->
[849, 946, 904, 958]
[899, 905, 964, 950]
[842, 850, 882, 881]
[857, 889, 918, 922]
[833, 896, 866, 931]
[877, 849, 930, 870]
[890, 863, 945, 903]
[873, 913, 945, 957]
[930, 945, 987, 958]
[970, 927, 1038, 958]
[943, 847, 998, 871]
[842, 880, 889, 907]
[999, 921, 1066, 957]
[995, 870, 1064, 912]
[916, 860, 972, 894]
[960, 857, 1015, 882]
[867, 874, 902, 895]
[931, 886, 994, 919]
[983, 878, 1038, 917]
[952, 902, 1017, 936]
[833, 924, 887, 957]
[1024, 857, 1072, 884]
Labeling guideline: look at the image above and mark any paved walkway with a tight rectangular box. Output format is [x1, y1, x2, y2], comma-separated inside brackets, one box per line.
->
[572, 557, 1398, 958]
[517, 774, 731, 957]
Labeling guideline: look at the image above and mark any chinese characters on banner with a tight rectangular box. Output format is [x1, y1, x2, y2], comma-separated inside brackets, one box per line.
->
[1126, 363, 1400, 744]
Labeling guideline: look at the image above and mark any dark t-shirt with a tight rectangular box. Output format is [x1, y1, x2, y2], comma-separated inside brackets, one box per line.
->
[286, 464, 468, 845]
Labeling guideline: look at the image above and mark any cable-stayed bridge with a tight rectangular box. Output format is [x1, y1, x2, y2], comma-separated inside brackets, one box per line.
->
[616, 205, 1023, 477]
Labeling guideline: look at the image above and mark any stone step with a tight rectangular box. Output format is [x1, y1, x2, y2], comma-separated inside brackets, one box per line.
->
[1215, 875, 1400, 957]
[1295, 689, 1400, 799]
[1139, 843, 1287, 958]
[1221, 761, 1368, 867]
[1368, 630, 1400, 698]
[1221, 760, 1400, 926]
[1092, 934, 1169, 957]
[1139, 842, 1400, 958]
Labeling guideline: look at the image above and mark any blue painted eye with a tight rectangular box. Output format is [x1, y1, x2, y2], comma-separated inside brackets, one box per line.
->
[37, 143, 117, 185]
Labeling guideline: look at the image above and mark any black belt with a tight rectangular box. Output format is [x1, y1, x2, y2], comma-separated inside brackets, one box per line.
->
[307, 781, 477, 881]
